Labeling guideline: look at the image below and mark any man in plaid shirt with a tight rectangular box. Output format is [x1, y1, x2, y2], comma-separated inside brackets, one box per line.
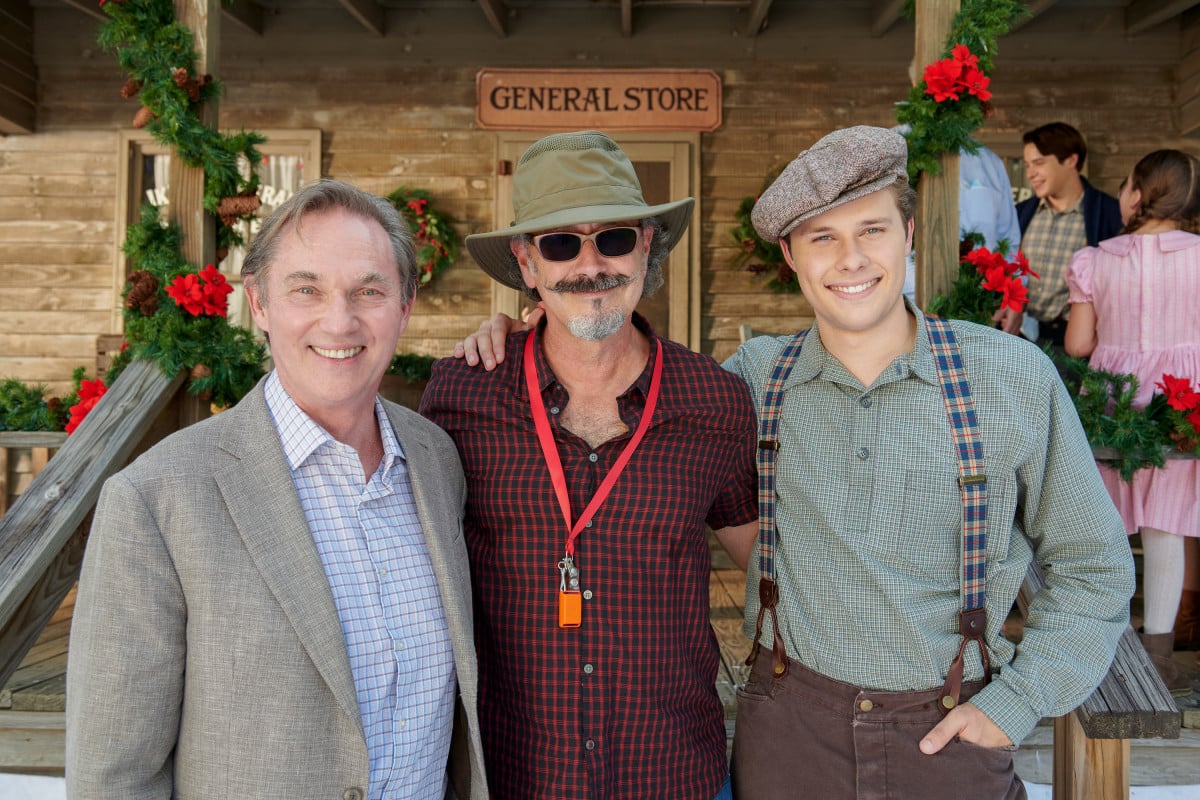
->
[422, 131, 757, 800]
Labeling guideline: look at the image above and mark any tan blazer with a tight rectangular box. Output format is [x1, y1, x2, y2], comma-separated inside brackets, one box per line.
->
[65, 381, 486, 800]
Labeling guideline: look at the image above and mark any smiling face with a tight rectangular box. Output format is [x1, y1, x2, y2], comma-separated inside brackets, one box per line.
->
[246, 206, 411, 429]
[1023, 142, 1081, 203]
[512, 220, 651, 342]
[781, 189, 913, 348]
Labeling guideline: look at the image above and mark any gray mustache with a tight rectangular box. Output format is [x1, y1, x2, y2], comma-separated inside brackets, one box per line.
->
[548, 273, 633, 294]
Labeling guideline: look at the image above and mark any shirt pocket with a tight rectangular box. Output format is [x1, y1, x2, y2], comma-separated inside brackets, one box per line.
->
[887, 468, 963, 585]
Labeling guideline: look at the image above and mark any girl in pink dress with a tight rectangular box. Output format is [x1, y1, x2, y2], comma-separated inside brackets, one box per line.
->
[1065, 149, 1200, 695]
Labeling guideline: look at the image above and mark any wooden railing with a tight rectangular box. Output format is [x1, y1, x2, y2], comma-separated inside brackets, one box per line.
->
[0, 360, 188, 688]
[1017, 562, 1180, 799]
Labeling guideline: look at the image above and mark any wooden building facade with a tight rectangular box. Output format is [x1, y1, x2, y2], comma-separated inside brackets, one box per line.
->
[4, 0, 1200, 394]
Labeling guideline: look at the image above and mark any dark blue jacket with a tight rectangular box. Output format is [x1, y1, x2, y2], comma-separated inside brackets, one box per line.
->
[1015, 176, 1122, 247]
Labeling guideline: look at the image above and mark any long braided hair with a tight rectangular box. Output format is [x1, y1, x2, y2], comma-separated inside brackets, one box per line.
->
[1122, 149, 1200, 235]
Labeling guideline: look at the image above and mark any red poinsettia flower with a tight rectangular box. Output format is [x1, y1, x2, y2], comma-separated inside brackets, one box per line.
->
[997, 276, 1028, 313]
[166, 272, 206, 315]
[951, 44, 979, 68]
[1156, 374, 1200, 411]
[961, 65, 992, 102]
[198, 263, 233, 317]
[923, 58, 964, 103]
[1188, 407, 1200, 433]
[66, 378, 108, 435]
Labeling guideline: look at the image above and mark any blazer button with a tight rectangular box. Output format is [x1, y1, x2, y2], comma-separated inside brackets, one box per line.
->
[343, 788, 364, 800]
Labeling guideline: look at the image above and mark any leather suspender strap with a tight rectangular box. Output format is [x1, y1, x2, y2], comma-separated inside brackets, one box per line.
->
[747, 330, 809, 679]
[749, 318, 989, 708]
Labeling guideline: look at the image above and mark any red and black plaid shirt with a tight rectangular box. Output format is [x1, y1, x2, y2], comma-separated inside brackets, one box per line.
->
[421, 316, 757, 800]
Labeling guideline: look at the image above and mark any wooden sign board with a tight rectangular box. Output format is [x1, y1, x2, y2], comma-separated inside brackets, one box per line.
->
[476, 69, 722, 132]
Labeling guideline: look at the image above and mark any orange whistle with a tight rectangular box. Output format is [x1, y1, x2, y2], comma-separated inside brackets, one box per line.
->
[559, 590, 582, 628]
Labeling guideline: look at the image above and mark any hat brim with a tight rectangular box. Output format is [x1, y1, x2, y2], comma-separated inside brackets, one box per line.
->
[466, 197, 695, 290]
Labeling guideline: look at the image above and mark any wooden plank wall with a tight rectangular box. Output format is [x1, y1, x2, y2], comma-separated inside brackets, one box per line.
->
[5, 2, 1197, 384]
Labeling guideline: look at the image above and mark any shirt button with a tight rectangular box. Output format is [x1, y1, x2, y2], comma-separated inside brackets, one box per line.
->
[343, 789, 364, 800]
[395, 640, 406, 651]
[398, 718, 407, 730]
[550, 406, 561, 415]
[857, 447, 870, 460]
[588, 453, 598, 462]
[585, 739, 596, 751]
[585, 520, 593, 528]
[859, 396, 872, 408]
[583, 663, 595, 674]
[583, 590, 593, 600]
[859, 699, 874, 712]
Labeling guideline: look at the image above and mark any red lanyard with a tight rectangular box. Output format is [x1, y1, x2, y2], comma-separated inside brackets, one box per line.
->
[523, 329, 664, 558]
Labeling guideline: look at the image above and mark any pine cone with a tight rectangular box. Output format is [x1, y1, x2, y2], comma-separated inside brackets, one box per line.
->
[120, 78, 143, 99]
[46, 397, 62, 413]
[215, 247, 229, 263]
[124, 270, 160, 315]
[173, 68, 202, 103]
[217, 194, 262, 227]
[132, 105, 155, 129]
[190, 364, 213, 381]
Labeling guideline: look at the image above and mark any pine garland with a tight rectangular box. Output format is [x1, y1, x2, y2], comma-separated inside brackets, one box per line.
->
[120, 206, 265, 409]
[386, 187, 459, 287]
[98, 0, 266, 252]
[895, 0, 1026, 183]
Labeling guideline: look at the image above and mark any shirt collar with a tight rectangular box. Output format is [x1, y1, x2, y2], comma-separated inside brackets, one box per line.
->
[1097, 230, 1200, 255]
[264, 370, 405, 471]
[782, 298, 935, 390]
[1036, 193, 1083, 216]
[524, 311, 660, 402]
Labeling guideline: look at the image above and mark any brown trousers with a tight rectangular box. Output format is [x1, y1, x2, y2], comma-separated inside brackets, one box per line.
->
[731, 655, 1026, 800]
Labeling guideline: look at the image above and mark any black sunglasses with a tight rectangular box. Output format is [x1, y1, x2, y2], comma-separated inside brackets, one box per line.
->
[532, 227, 641, 262]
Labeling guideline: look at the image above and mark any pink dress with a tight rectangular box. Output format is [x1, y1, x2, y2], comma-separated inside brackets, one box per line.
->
[1066, 231, 1200, 538]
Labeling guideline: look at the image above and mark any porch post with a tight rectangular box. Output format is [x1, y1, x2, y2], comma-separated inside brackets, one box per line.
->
[168, 0, 220, 270]
[913, 0, 960, 309]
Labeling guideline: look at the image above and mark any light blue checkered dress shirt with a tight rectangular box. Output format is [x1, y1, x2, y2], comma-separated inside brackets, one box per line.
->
[265, 373, 455, 800]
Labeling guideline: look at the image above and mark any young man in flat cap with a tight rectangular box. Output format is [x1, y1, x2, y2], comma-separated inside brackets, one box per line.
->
[724, 125, 1133, 798]
[460, 126, 1135, 799]
[421, 131, 757, 800]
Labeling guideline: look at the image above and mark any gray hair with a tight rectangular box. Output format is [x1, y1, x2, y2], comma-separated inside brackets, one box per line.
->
[511, 217, 669, 302]
[242, 178, 418, 305]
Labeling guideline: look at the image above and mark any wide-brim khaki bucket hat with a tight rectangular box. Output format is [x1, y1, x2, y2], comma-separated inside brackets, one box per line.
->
[465, 130, 695, 290]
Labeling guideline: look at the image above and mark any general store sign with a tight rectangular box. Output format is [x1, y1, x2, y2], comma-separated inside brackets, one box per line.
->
[476, 69, 722, 131]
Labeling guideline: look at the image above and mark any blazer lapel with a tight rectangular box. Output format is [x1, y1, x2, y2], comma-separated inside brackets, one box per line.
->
[213, 386, 363, 734]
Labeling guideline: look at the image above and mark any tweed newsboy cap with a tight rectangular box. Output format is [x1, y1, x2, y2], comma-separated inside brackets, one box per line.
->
[751, 126, 909, 241]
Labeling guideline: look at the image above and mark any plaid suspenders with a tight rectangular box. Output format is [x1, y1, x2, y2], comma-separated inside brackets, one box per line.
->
[748, 317, 990, 711]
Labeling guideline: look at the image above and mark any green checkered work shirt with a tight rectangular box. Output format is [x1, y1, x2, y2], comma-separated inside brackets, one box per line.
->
[723, 307, 1135, 746]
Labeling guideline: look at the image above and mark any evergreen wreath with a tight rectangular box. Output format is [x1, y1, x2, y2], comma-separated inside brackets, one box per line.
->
[386, 187, 459, 287]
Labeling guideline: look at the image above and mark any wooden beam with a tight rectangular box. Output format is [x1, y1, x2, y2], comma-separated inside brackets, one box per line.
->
[0, 83, 33, 135]
[477, 0, 507, 37]
[1006, 0, 1058, 34]
[59, 0, 105, 22]
[337, 0, 384, 36]
[0, 361, 186, 688]
[744, 0, 772, 36]
[169, 0, 219, 269]
[1127, 0, 1200, 35]
[870, 0, 907, 37]
[621, 0, 633, 37]
[222, 0, 263, 36]
[913, 0, 960, 310]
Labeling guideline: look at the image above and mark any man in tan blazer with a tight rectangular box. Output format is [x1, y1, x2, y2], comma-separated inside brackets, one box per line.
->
[66, 179, 486, 800]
